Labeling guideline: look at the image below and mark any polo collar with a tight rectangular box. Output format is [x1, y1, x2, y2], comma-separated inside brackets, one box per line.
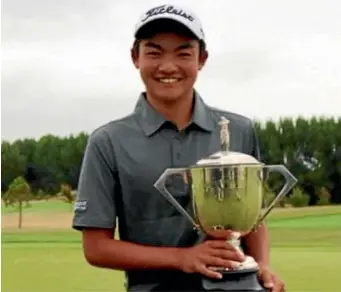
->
[134, 90, 215, 137]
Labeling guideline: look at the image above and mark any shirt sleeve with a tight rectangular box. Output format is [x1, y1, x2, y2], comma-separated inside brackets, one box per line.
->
[72, 128, 118, 231]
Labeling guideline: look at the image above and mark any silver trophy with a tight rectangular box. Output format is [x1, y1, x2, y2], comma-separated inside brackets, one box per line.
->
[154, 117, 298, 291]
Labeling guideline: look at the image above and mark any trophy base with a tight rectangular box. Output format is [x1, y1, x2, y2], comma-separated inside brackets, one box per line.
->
[201, 267, 267, 292]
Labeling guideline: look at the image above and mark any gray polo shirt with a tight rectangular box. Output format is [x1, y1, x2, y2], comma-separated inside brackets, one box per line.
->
[72, 91, 260, 291]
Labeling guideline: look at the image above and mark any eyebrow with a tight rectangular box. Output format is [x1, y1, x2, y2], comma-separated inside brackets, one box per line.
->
[175, 43, 194, 51]
[144, 41, 194, 51]
[144, 42, 163, 50]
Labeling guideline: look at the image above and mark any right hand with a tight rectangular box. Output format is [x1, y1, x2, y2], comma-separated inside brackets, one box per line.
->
[178, 239, 246, 279]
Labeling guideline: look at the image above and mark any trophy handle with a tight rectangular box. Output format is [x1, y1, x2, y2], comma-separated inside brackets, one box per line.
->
[257, 165, 298, 224]
[154, 168, 199, 229]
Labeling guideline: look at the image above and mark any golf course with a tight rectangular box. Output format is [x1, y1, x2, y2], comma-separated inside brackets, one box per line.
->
[2, 201, 341, 292]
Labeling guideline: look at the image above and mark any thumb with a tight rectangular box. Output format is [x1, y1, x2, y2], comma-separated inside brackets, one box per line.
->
[259, 269, 274, 288]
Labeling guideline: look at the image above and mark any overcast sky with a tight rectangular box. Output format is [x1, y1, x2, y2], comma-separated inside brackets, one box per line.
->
[2, 0, 341, 141]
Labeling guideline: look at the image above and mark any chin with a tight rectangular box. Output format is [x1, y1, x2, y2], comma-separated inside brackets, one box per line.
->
[152, 88, 186, 103]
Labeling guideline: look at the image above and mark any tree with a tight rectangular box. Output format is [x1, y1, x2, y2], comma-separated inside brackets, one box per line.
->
[1, 142, 27, 192]
[2, 176, 32, 228]
[58, 184, 76, 209]
[1, 118, 339, 205]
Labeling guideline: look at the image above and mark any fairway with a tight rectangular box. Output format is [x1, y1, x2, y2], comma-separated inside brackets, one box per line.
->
[2, 202, 341, 292]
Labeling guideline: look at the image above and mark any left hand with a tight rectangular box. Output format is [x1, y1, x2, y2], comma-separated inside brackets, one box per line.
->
[258, 266, 286, 292]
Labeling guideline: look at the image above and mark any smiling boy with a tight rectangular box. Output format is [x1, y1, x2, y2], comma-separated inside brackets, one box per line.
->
[72, 4, 285, 292]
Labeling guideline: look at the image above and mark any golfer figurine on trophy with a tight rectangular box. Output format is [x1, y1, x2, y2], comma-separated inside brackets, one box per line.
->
[154, 116, 297, 291]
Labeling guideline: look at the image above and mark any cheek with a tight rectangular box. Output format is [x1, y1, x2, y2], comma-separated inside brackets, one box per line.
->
[182, 62, 200, 80]
[138, 63, 155, 81]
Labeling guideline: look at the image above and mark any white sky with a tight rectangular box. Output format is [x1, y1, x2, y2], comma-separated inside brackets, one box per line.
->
[1, 0, 341, 141]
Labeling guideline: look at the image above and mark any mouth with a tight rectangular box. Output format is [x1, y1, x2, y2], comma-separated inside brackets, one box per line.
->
[155, 77, 183, 84]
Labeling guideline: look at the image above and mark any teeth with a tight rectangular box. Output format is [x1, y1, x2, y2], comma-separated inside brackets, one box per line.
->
[159, 78, 178, 84]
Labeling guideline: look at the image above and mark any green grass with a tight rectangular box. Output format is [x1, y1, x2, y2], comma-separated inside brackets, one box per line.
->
[1, 199, 71, 214]
[2, 205, 341, 292]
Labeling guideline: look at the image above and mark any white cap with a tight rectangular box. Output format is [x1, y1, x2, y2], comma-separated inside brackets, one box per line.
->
[134, 4, 205, 41]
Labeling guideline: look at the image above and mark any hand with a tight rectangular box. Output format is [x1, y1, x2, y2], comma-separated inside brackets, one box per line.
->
[258, 266, 286, 292]
[177, 239, 245, 279]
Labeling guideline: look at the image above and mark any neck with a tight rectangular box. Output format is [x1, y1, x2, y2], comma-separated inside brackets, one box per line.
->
[146, 90, 194, 130]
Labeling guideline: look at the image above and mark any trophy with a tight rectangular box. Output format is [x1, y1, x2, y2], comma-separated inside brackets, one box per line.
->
[154, 117, 298, 291]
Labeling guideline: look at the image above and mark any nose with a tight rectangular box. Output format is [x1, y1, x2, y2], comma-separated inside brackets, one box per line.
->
[157, 59, 177, 74]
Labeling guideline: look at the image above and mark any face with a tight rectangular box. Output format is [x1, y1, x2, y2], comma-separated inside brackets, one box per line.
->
[131, 32, 208, 103]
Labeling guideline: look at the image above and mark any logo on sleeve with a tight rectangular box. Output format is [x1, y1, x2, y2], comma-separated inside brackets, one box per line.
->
[74, 200, 87, 212]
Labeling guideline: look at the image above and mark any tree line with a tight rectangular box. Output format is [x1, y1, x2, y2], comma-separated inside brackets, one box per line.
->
[2, 116, 341, 206]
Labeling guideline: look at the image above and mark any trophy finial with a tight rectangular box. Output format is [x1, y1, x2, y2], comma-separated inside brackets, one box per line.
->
[219, 116, 230, 152]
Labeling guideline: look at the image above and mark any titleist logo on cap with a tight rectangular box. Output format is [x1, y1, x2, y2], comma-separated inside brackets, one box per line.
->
[141, 5, 195, 22]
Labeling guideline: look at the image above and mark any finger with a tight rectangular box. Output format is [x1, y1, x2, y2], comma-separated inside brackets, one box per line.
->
[203, 255, 241, 270]
[196, 263, 222, 279]
[259, 270, 274, 289]
[206, 240, 238, 251]
[209, 248, 245, 262]
[281, 283, 286, 292]
[206, 229, 233, 240]
[272, 279, 285, 292]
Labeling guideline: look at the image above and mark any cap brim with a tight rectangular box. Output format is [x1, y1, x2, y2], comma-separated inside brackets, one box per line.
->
[134, 18, 199, 40]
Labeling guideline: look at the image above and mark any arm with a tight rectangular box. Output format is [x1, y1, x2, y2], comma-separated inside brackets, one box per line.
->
[82, 229, 182, 271]
[72, 129, 182, 271]
[243, 121, 270, 267]
[243, 223, 270, 267]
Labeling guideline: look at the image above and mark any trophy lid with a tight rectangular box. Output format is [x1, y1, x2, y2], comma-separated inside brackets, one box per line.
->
[195, 151, 262, 166]
[195, 116, 262, 167]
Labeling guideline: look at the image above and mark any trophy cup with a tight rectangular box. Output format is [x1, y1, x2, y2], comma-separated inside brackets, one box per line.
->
[154, 117, 298, 291]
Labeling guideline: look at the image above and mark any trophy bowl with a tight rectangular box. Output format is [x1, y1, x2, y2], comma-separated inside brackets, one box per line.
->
[191, 153, 265, 239]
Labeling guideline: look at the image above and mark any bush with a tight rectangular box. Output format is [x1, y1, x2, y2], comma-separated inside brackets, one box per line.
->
[58, 184, 76, 208]
[263, 184, 286, 208]
[316, 187, 331, 206]
[287, 187, 310, 207]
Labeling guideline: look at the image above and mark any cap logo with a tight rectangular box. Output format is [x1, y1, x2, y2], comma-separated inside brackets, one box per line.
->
[141, 5, 194, 23]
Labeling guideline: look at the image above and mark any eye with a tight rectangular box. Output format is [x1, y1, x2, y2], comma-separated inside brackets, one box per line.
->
[178, 52, 192, 57]
[146, 51, 161, 56]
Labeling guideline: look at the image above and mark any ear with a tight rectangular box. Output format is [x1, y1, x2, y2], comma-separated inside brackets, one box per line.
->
[198, 50, 209, 71]
[131, 48, 139, 69]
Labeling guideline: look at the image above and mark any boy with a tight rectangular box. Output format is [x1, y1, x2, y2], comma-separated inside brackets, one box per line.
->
[72, 4, 285, 292]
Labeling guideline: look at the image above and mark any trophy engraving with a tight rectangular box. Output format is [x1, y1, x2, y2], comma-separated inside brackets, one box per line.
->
[154, 116, 298, 291]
